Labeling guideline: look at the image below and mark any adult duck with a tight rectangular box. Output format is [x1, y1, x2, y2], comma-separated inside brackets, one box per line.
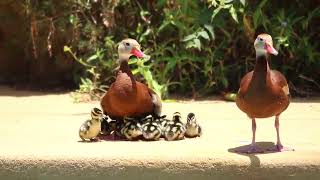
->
[101, 39, 162, 120]
[236, 34, 293, 153]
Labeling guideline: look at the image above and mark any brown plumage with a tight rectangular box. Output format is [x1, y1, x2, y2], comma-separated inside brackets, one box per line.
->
[235, 34, 293, 153]
[100, 39, 162, 120]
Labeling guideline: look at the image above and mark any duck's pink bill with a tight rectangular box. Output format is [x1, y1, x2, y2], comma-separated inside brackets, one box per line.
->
[265, 43, 278, 55]
[131, 48, 145, 58]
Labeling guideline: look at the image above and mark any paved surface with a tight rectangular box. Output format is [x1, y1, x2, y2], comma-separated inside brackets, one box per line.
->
[0, 86, 320, 179]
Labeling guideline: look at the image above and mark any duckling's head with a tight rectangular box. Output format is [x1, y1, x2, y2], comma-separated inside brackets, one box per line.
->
[254, 34, 278, 57]
[118, 38, 145, 61]
[187, 113, 196, 125]
[91, 108, 103, 119]
[172, 112, 181, 122]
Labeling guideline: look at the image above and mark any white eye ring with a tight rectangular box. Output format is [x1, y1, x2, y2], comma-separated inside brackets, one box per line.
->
[258, 37, 264, 41]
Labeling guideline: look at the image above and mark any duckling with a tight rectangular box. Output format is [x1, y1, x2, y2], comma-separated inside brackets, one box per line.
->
[185, 113, 202, 138]
[100, 115, 113, 135]
[114, 119, 126, 138]
[164, 112, 186, 141]
[153, 115, 170, 137]
[121, 117, 143, 140]
[141, 117, 162, 141]
[79, 108, 103, 141]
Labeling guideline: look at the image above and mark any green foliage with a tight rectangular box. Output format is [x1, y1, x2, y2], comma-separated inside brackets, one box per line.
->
[25, 0, 320, 98]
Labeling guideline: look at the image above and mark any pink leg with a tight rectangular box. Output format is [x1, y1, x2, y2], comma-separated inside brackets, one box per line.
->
[236, 118, 264, 154]
[268, 116, 294, 152]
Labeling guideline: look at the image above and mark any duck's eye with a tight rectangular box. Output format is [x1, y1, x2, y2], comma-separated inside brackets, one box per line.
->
[125, 42, 130, 46]
[258, 37, 263, 41]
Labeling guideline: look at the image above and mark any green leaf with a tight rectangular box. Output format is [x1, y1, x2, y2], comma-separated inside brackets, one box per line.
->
[87, 54, 99, 62]
[69, 14, 76, 25]
[258, 0, 268, 9]
[164, 59, 177, 75]
[240, 0, 246, 6]
[158, 21, 171, 33]
[143, 54, 151, 62]
[128, 58, 138, 64]
[210, 0, 218, 7]
[198, 30, 210, 40]
[194, 38, 201, 50]
[63, 46, 71, 52]
[204, 24, 215, 40]
[139, 29, 151, 42]
[183, 34, 196, 42]
[131, 68, 139, 75]
[224, 0, 233, 3]
[222, 4, 232, 9]
[211, 7, 222, 21]
[229, 6, 238, 23]
[253, 9, 261, 29]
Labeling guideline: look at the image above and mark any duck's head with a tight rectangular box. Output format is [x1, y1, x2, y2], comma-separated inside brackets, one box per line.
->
[118, 38, 145, 61]
[254, 34, 278, 57]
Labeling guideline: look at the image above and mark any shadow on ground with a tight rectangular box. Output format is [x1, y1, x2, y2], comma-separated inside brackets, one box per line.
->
[228, 141, 279, 168]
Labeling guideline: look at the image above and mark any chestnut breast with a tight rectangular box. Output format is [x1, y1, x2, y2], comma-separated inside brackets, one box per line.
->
[236, 70, 290, 118]
[101, 71, 153, 119]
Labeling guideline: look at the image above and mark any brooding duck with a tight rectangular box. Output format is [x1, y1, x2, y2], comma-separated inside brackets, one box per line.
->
[79, 108, 103, 141]
[100, 39, 162, 121]
[236, 34, 292, 153]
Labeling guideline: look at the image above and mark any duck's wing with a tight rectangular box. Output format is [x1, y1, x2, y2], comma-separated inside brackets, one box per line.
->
[270, 70, 290, 96]
[147, 88, 162, 117]
[237, 71, 253, 95]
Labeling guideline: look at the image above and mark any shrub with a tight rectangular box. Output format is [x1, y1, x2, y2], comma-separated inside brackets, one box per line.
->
[16, 0, 320, 98]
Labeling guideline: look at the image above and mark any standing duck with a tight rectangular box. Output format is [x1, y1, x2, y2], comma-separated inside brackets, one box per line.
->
[236, 34, 292, 153]
[100, 39, 162, 120]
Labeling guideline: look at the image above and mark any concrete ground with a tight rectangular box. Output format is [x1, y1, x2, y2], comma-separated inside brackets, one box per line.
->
[0, 86, 320, 180]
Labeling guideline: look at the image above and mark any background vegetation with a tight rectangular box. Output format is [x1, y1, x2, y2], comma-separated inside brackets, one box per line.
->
[1, 0, 319, 99]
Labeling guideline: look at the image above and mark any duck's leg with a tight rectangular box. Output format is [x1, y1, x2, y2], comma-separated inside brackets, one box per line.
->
[268, 115, 294, 152]
[236, 118, 264, 154]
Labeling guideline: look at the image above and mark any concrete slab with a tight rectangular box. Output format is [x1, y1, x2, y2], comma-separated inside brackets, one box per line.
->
[0, 86, 320, 179]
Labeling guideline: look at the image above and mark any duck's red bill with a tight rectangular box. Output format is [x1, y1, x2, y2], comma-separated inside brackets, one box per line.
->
[265, 43, 278, 55]
[131, 48, 145, 58]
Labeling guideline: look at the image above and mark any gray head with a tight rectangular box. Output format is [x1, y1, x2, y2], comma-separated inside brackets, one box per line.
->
[254, 33, 278, 57]
[118, 38, 145, 62]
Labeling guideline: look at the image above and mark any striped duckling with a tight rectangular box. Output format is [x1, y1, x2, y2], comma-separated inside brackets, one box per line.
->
[141, 116, 162, 141]
[185, 113, 202, 138]
[79, 108, 103, 141]
[164, 112, 186, 141]
[100, 115, 117, 135]
[121, 117, 143, 140]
